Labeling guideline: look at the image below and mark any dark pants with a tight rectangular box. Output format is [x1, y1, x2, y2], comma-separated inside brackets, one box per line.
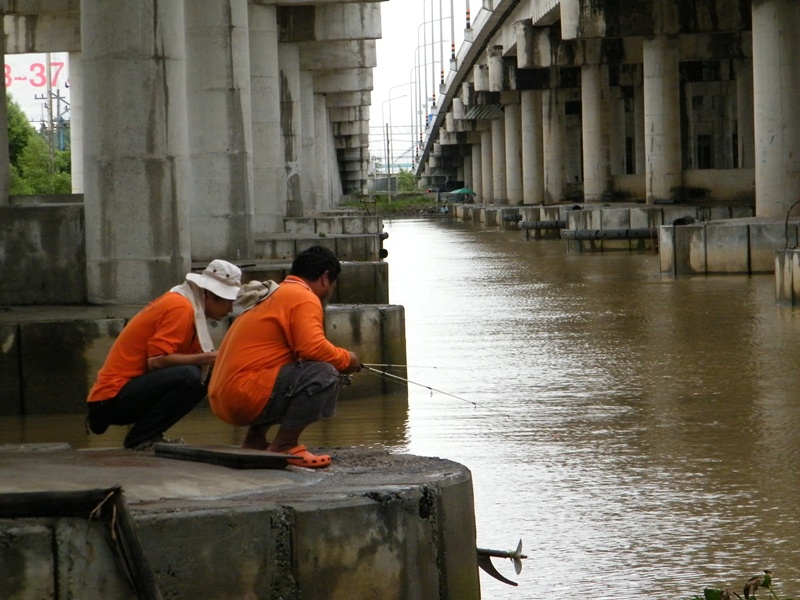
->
[253, 361, 341, 430]
[88, 365, 205, 448]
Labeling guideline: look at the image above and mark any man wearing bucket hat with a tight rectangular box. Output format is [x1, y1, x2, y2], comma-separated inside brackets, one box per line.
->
[86, 259, 242, 450]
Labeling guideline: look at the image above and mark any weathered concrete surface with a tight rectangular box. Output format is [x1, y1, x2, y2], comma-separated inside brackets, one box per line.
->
[0, 445, 480, 600]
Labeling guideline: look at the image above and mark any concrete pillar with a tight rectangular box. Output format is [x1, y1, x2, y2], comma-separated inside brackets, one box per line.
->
[634, 67, 645, 175]
[279, 43, 303, 217]
[491, 116, 506, 204]
[249, 4, 285, 234]
[82, 0, 190, 304]
[521, 90, 544, 204]
[463, 153, 473, 192]
[487, 45, 504, 92]
[504, 100, 522, 204]
[0, 40, 9, 204]
[735, 59, 755, 169]
[480, 128, 493, 203]
[610, 86, 626, 176]
[300, 70, 317, 211]
[581, 64, 612, 202]
[68, 52, 83, 193]
[643, 36, 682, 203]
[543, 87, 566, 204]
[471, 141, 482, 201]
[185, 0, 254, 262]
[752, 0, 800, 217]
[313, 94, 332, 210]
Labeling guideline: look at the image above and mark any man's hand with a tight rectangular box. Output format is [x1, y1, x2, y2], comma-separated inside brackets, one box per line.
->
[341, 351, 362, 374]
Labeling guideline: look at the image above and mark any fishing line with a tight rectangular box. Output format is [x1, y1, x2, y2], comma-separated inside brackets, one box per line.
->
[361, 363, 460, 371]
[362, 365, 479, 408]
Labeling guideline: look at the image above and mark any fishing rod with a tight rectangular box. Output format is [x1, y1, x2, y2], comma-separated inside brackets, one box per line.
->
[361, 365, 478, 408]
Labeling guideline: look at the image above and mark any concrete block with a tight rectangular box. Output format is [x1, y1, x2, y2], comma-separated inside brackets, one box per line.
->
[775, 250, 794, 306]
[705, 223, 749, 273]
[484, 208, 499, 227]
[336, 262, 380, 304]
[256, 238, 295, 260]
[55, 518, 138, 600]
[437, 474, 481, 600]
[0, 324, 22, 415]
[0, 522, 55, 599]
[731, 206, 754, 218]
[659, 226, 676, 274]
[749, 222, 791, 273]
[674, 224, 706, 275]
[340, 216, 367, 234]
[600, 208, 630, 230]
[325, 305, 385, 398]
[0, 204, 86, 306]
[630, 207, 664, 229]
[295, 236, 337, 257]
[793, 251, 800, 306]
[283, 218, 316, 234]
[663, 206, 700, 225]
[315, 218, 344, 235]
[335, 236, 368, 261]
[137, 507, 292, 600]
[293, 495, 439, 600]
[20, 319, 125, 414]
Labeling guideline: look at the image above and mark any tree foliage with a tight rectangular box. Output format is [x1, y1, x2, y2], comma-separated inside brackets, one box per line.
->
[396, 168, 417, 192]
[7, 95, 72, 195]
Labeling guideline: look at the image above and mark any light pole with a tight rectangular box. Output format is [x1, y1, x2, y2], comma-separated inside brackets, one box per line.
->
[382, 94, 409, 202]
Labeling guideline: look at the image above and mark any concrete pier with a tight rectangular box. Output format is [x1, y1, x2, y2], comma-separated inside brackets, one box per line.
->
[0, 444, 480, 600]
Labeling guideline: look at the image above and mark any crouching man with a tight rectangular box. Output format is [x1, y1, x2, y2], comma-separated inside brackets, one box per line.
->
[86, 260, 242, 450]
[208, 245, 361, 468]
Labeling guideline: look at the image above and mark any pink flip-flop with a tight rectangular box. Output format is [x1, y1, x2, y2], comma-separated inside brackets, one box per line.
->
[285, 445, 331, 468]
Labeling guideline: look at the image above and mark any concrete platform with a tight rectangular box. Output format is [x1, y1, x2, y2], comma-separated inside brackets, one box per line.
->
[0, 444, 480, 599]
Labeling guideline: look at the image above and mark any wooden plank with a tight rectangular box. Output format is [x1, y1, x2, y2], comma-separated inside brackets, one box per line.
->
[153, 444, 289, 469]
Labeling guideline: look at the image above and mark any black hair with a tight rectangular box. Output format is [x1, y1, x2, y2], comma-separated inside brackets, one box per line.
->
[290, 245, 342, 282]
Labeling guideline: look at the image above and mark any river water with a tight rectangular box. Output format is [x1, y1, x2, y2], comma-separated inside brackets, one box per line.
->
[4, 217, 800, 599]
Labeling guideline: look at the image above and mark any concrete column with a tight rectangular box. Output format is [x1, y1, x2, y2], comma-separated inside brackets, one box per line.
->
[300, 70, 317, 211]
[471, 141, 483, 201]
[487, 45, 504, 92]
[463, 153, 473, 192]
[504, 100, 522, 204]
[249, 4, 284, 234]
[634, 67, 645, 175]
[581, 64, 612, 202]
[480, 128, 493, 203]
[185, 0, 254, 262]
[643, 36, 682, 203]
[521, 90, 544, 204]
[610, 86, 626, 176]
[279, 43, 303, 217]
[313, 93, 332, 210]
[491, 116, 507, 204]
[0, 40, 9, 204]
[68, 52, 84, 193]
[82, 0, 190, 304]
[735, 59, 755, 169]
[753, 0, 800, 217]
[542, 87, 566, 204]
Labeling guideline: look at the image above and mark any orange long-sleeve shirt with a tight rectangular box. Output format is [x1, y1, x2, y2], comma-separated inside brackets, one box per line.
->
[87, 293, 200, 402]
[208, 276, 351, 426]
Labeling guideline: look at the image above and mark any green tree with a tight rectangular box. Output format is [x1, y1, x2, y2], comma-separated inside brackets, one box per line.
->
[7, 94, 72, 195]
[396, 168, 417, 192]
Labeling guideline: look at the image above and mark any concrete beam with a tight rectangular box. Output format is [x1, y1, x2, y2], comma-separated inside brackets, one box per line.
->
[561, 0, 750, 39]
[313, 68, 373, 94]
[3, 14, 80, 52]
[300, 39, 376, 71]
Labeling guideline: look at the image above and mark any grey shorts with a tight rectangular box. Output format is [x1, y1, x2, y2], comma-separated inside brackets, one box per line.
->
[252, 361, 341, 430]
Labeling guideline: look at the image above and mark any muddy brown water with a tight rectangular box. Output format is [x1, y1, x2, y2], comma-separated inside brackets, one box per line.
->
[4, 218, 800, 599]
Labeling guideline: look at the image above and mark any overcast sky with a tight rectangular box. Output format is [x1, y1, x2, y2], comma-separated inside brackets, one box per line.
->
[372, 0, 468, 164]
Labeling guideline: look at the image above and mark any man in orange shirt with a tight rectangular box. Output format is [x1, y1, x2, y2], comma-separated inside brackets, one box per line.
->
[86, 260, 242, 450]
[208, 246, 361, 468]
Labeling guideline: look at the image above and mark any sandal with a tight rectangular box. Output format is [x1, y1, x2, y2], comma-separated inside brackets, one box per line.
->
[284, 445, 331, 468]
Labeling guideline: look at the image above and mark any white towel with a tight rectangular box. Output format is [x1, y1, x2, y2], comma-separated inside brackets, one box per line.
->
[170, 281, 215, 352]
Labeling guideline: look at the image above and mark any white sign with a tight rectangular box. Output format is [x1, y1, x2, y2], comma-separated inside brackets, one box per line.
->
[4, 52, 70, 125]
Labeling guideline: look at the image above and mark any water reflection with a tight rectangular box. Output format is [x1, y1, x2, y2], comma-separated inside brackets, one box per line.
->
[4, 218, 800, 598]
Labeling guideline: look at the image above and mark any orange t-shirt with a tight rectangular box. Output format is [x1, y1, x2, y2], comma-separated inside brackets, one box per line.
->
[87, 292, 201, 402]
[208, 276, 351, 426]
